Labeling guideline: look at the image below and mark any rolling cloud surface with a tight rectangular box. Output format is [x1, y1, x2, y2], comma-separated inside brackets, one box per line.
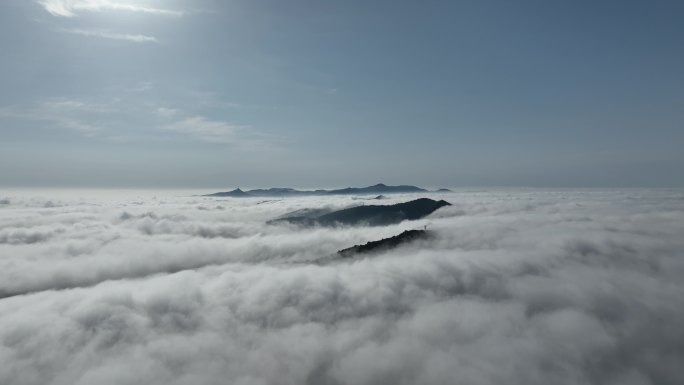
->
[1, 189, 683, 385]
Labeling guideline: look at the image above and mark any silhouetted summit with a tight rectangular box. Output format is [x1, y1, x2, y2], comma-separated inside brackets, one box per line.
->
[271, 198, 451, 227]
[212, 188, 250, 197]
[323, 183, 427, 196]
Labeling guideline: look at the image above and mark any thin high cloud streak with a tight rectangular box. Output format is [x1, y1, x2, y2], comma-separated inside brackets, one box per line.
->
[37, 0, 182, 44]
[1, 190, 683, 384]
[61, 28, 158, 43]
[38, 0, 183, 17]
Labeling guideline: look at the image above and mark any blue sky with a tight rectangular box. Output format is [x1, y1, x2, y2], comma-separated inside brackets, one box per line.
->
[1, 0, 682, 188]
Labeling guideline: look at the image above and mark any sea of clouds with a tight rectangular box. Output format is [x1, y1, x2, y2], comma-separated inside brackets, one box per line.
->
[1, 188, 683, 385]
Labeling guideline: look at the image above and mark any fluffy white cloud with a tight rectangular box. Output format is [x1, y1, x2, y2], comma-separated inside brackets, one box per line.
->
[0, 189, 683, 384]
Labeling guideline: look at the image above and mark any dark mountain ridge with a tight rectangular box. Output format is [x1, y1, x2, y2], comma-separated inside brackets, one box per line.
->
[206, 183, 437, 197]
[211, 188, 251, 197]
[270, 198, 451, 227]
[337, 229, 430, 258]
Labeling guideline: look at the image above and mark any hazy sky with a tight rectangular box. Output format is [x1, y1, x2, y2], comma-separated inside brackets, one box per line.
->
[1, 0, 682, 188]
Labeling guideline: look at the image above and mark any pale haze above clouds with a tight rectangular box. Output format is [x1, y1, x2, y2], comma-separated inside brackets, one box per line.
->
[1, 189, 683, 385]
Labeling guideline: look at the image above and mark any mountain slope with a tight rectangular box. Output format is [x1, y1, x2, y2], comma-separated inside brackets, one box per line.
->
[337, 229, 430, 258]
[271, 198, 451, 227]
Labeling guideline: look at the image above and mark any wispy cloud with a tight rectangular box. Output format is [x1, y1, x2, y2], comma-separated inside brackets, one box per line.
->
[131, 82, 154, 92]
[0, 98, 107, 135]
[61, 28, 158, 43]
[164, 116, 248, 144]
[188, 90, 257, 110]
[155, 107, 178, 118]
[41, 98, 110, 113]
[0, 95, 272, 148]
[37, 0, 183, 18]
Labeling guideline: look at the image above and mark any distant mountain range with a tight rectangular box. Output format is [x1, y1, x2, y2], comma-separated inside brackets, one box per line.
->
[206, 183, 451, 197]
[269, 198, 451, 227]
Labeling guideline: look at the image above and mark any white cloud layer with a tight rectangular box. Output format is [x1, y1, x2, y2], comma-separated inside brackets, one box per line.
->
[38, 0, 183, 17]
[1, 189, 683, 384]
